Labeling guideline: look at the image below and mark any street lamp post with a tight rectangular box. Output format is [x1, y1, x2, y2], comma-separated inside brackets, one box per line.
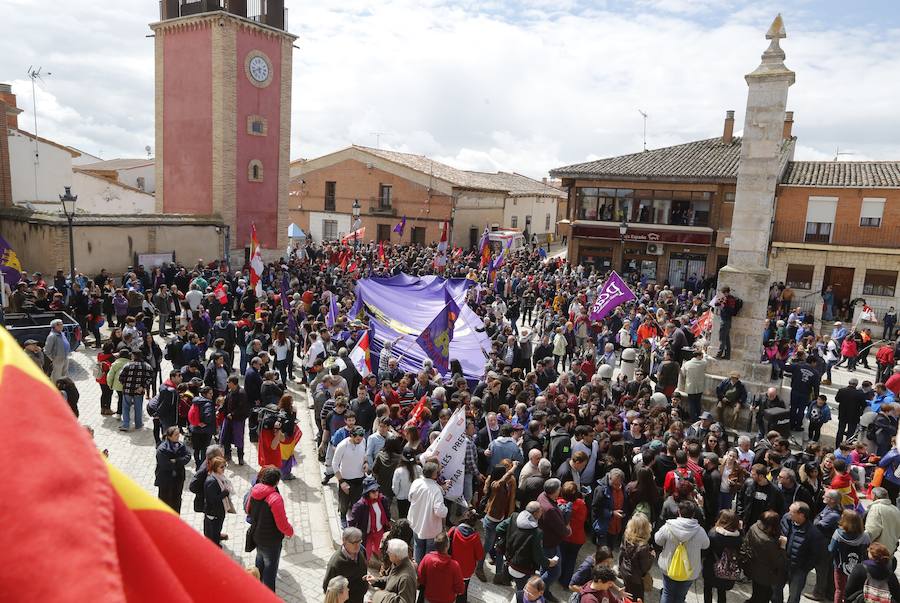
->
[450, 205, 456, 248]
[618, 218, 628, 273]
[352, 198, 361, 251]
[59, 186, 77, 285]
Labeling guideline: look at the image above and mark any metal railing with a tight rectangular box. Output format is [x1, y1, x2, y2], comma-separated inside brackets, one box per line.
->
[773, 221, 900, 248]
[159, 0, 287, 29]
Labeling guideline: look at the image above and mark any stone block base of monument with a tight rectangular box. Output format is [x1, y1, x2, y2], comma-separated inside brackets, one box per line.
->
[697, 360, 836, 448]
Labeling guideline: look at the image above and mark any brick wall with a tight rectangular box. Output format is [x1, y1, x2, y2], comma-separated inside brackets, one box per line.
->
[775, 185, 900, 242]
[770, 247, 900, 314]
[290, 158, 453, 244]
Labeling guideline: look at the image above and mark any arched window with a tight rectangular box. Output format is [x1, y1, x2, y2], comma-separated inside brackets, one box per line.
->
[248, 160, 263, 182]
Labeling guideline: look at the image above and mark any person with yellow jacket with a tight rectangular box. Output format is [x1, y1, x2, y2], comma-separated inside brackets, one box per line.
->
[106, 349, 132, 417]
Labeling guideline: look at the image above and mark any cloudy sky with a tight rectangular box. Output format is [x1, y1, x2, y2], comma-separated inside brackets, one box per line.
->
[2, 0, 899, 178]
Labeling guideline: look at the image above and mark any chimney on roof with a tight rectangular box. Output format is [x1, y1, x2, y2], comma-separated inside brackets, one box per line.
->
[782, 111, 794, 140]
[722, 110, 735, 144]
[0, 84, 18, 129]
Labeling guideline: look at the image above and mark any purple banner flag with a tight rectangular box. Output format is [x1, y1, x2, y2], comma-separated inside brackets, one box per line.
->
[0, 235, 22, 286]
[325, 292, 339, 329]
[393, 216, 407, 236]
[416, 299, 460, 374]
[589, 271, 636, 321]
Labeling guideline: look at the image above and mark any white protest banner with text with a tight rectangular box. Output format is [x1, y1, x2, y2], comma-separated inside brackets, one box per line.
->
[420, 407, 468, 500]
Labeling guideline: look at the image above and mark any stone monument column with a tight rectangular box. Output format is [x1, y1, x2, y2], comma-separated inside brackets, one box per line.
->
[710, 15, 795, 374]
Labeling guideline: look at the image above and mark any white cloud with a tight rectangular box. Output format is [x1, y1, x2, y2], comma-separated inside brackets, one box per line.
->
[1, 0, 899, 179]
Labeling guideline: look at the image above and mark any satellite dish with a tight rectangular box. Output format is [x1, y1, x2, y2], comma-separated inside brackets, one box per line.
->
[145, 145, 152, 158]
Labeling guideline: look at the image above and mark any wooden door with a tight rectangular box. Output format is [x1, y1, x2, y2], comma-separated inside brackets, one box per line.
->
[823, 266, 854, 313]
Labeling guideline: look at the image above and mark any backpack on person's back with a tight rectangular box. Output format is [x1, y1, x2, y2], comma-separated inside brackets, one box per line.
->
[187, 403, 201, 427]
[856, 574, 892, 603]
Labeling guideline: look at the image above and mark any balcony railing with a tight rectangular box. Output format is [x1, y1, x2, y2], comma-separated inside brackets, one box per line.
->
[772, 221, 900, 248]
[369, 205, 397, 216]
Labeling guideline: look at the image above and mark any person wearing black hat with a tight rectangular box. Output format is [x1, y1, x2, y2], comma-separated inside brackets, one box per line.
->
[349, 476, 390, 560]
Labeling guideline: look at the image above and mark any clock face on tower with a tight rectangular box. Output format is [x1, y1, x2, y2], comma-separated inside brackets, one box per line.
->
[245, 51, 272, 88]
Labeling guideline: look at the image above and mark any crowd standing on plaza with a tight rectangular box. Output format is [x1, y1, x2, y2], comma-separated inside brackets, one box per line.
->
[11, 237, 900, 603]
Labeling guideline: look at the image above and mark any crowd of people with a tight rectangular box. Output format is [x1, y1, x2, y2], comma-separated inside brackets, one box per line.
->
[12, 238, 900, 603]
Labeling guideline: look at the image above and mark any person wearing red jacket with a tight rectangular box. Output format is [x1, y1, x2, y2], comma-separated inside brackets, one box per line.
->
[876, 343, 895, 384]
[448, 513, 484, 603]
[247, 467, 295, 593]
[663, 451, 704, 496]
[887, 367, 900, 398]
[558, 481, 588, 591]
[417, 531, 465, 603]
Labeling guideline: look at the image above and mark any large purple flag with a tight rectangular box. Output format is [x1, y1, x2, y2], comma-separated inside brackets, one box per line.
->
[416, 299, 460, 374]
[589, 271, 636, 321]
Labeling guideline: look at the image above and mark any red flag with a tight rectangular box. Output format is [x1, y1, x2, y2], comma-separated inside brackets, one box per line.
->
[0, 327, 280, 602]
[339, 250, 349, 270]
[692, 309, 713, 337]
[410, 394, 430, 425]
[213, 282, 228, 305]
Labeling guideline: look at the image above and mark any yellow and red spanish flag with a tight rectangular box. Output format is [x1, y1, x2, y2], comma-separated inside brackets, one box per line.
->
[0, 327, 280, 602]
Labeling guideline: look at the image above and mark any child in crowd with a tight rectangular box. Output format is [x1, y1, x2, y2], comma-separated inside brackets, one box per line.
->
[805, 394, 831, 442]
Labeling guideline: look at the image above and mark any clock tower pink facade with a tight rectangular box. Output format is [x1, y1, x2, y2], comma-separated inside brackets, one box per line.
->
[151, 0, 296, 257]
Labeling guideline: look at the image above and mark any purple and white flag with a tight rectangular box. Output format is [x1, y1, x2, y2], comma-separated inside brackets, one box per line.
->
[589, 271, 636, 321]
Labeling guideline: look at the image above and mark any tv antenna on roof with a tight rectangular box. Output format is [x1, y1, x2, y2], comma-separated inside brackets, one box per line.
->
[370, 131, 386, 148]
[638, 109, 648, 152]
[27, 66, 52, 201]
[833, 146, 855, 161]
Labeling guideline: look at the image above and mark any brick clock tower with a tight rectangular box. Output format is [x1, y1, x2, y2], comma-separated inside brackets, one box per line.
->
[151, 0, 296, 258]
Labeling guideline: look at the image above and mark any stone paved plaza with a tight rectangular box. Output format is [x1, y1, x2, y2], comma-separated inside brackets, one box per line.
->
[69, 333, 882, 602]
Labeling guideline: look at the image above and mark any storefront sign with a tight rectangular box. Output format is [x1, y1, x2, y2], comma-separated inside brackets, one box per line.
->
[572, 224, 712, 246]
